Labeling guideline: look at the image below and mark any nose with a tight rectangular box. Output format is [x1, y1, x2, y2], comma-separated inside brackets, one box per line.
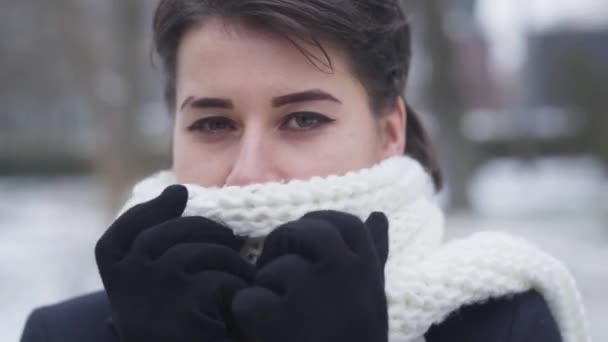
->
[223, 129, 284, 187]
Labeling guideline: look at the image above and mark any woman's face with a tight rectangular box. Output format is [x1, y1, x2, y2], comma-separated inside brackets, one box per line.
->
[172, 18, 406, 187]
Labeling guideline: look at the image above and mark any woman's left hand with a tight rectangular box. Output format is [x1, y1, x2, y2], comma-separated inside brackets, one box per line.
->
[232, 210, 389, 342]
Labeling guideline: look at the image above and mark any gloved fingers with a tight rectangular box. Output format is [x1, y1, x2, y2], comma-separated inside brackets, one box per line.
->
[232, 286, 284, 342]
[161, 242, 255, 283]
[191, 270, 251, 324]
[132, 216, 243, 260]
[301, 210, 375, 258]
[301, 210, 390, 265]
[96, 185, 188, 264]
[254, 254, 312, 296]
[365, 212, 389, 267]
[257, 218, 349, 267]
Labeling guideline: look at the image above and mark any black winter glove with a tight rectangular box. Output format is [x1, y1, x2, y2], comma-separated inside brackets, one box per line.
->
[232, 210, 389, 342]
[95, 185, 255, 342]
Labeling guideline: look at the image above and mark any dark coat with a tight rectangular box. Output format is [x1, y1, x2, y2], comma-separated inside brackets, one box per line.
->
[21, 289, 561, 342]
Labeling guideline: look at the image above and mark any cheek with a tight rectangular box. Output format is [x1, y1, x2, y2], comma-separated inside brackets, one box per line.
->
[171, 127, 234, 187]
[328, 129, 380, 168]
[277, 120, 381, 179]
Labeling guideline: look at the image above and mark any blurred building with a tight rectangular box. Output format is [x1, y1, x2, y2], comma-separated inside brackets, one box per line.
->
[464, 0, 608, 161]
[524, 30, 608, 160]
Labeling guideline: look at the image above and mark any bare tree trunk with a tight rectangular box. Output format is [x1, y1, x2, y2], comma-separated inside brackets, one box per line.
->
[59, 0, 149, 213]
[97, 0, 149, 211]
[417, 0, 482, 211]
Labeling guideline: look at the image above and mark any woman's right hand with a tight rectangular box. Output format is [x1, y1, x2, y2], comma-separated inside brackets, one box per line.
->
[95, 185, 254, 342]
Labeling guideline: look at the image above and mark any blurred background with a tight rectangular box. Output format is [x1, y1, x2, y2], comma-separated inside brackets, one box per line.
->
[1, 0, 606, 340]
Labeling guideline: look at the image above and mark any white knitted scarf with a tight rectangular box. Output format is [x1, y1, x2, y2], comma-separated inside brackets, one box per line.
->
[119, 156, 590, 342]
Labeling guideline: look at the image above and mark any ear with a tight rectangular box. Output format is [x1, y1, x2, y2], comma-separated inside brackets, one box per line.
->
[378, 96, 407, 159]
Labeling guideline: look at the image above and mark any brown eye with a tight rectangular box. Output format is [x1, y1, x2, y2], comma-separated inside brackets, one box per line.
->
[283, 112, 335, 131]
[188, 117, 235, 134]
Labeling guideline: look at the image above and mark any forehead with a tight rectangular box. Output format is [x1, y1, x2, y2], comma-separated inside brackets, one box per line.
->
[176, 18, 360, 95]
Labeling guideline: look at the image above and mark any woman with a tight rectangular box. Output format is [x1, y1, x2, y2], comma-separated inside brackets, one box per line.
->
[21, 0, 589, 341]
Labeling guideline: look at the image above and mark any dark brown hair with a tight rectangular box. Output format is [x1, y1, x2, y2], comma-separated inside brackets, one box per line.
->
[153, 0, 443, 190]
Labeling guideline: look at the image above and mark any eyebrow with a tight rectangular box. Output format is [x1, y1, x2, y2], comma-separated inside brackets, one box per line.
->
[180, 89, 341, 111]
[180, 97, 233, 111]
[271, 89, 341, 107]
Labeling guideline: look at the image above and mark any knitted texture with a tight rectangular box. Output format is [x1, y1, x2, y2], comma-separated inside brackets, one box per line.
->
[119, 156, 590, 342]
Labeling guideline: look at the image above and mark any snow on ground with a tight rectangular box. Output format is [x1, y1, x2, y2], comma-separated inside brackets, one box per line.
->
[1, 158, 606, 341]
[0, 176, 105, 341]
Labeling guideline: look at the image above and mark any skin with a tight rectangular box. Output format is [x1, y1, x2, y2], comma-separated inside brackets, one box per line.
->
[172, 18, 407, 187]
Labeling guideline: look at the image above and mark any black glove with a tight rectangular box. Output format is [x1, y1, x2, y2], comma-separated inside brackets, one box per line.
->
[232, 210, 389, 342]
[95, 184, 255, 342]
